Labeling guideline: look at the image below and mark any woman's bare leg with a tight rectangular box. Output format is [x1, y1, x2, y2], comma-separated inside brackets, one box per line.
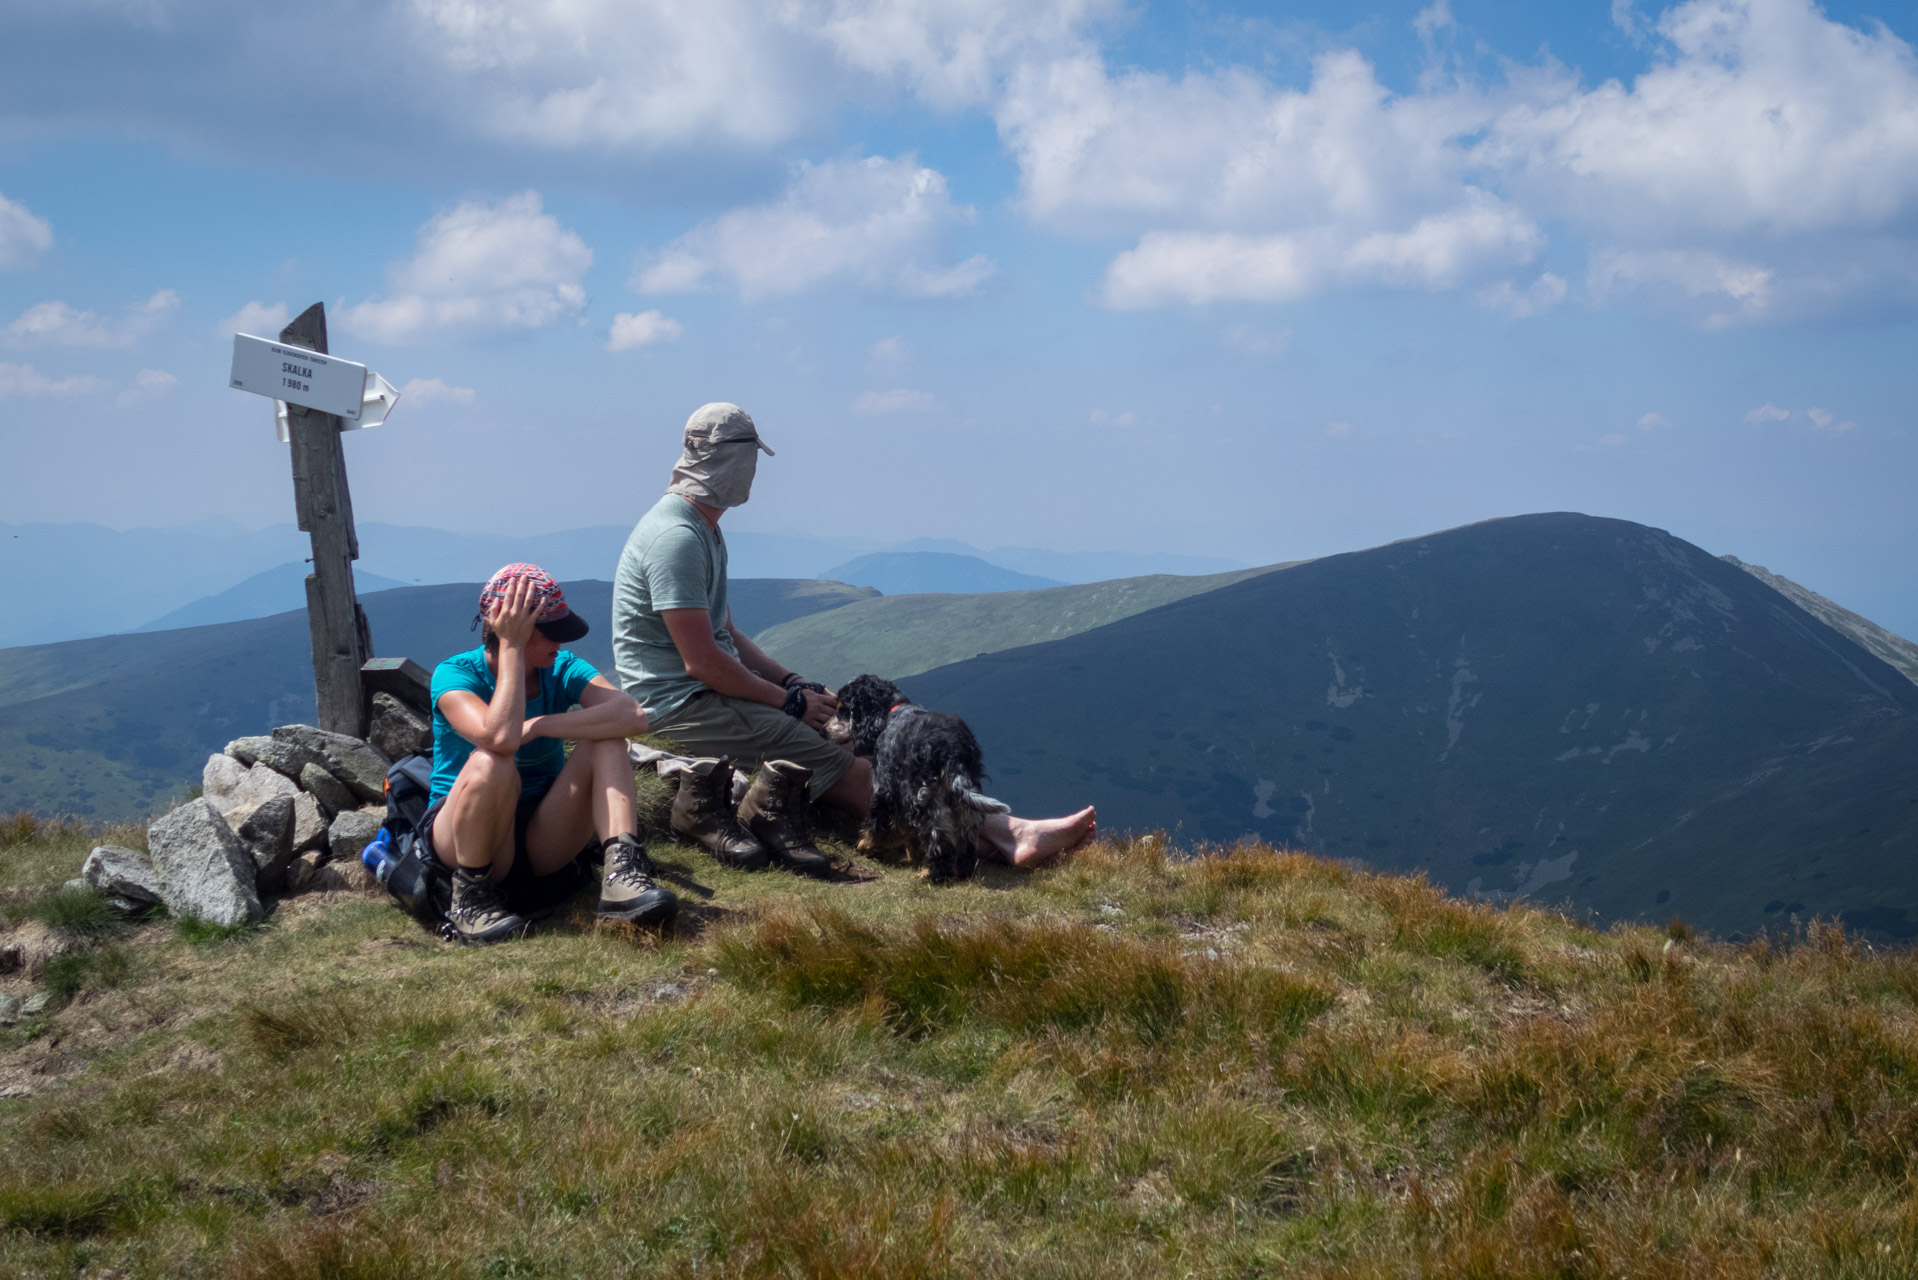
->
[979, 806, 1098, 869]
[431, 749, 521, 881]
[524, 738, 638, 872]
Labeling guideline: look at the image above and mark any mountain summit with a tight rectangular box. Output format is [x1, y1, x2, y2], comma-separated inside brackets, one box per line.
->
[906, 513, 1918, 939]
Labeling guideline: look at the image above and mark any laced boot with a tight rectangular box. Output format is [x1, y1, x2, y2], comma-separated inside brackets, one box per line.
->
[596, 834, 678, 927]
[738, 760, 834, 879]
[447, 866, 527, 946]
[669, 756, 770, 870]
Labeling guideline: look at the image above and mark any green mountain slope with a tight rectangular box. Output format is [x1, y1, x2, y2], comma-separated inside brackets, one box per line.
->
[756, 563, 1293, 688]
[1722, 555, 1918, 687]
[903, 513, 1918, 941]
[0, 577, 871, 818]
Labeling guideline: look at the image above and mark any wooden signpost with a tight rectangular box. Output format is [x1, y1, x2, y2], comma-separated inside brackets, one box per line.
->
[277, 303, 373, 737]
[228, 301, 406, 738]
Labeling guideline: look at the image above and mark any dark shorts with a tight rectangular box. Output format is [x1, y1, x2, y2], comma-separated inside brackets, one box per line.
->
[420, 785, 587, 915]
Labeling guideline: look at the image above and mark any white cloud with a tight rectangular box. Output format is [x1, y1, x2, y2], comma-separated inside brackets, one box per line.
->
[1478, 272, 1567, 318]
[1087, 407, 1137, 426]
[867, 335, 910, 371]
[607, 310, 683, 350]
[1807, 407, 1856, 434]
[399, 0, 1113, 149]
[1587, 248, 1773, 326]
[397, 377, 477, 406]
[1744, 403, 1790, 424]
[338, 192, 591, 344]
[852, 388, 937, 413]
[1000, 0, 1918, 318]
[0, 193, 53, 270]
[635, 155, 993, 299]
[217, 301, 290, 339]
[115, 368, 176, 407]
[5, 290, 178, 348]
[1638, 411, 1670, 430]
[0, 362, 102, 398]
[1325, 421, 1351, 437]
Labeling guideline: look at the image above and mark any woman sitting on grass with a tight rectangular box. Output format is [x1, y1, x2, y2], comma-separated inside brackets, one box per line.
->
[425, 564, 677, 945]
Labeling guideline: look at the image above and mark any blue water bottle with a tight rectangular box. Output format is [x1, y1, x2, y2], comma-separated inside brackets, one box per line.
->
[360, 828, 397, 885]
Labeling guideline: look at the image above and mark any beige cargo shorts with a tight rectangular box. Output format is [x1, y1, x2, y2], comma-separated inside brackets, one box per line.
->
[650, 691, 855, 799]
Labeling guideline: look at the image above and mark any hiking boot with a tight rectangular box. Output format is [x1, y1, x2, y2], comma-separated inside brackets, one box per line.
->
[738, 760, 834, 879]
[447, 867, 527, 946]
[669, 756, 770, 870]
[597, 834, 678, 928]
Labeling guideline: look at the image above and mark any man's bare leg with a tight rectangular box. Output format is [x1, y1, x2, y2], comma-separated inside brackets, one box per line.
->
[524, 738, 638, 870]
[980, 807, 1098, 869]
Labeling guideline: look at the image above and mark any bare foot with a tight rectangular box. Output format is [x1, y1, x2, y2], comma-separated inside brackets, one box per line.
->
[1006, 806, 1097, 868]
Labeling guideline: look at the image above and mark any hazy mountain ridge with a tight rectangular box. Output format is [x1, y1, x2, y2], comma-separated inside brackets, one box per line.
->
[7, 519, 1233, 647]
[758, 562, 1296, 689]
[1722, 555, 1918, 688]
[819, 552, 1064, 595]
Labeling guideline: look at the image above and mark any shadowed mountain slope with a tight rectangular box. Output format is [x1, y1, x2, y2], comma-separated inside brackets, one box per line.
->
[758, 563, 1294, 688]
[1722, 555, 1918, 688]
[0, 577, 872, 819]
[904, 513, 1918, 940]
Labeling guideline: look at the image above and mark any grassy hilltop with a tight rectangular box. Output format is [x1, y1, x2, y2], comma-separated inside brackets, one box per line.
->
[6, 796, 1918, 1277]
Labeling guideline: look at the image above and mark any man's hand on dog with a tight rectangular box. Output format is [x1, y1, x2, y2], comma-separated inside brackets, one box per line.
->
[798, 688, 837, 731]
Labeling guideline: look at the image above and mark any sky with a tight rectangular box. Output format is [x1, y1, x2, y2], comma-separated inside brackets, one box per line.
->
[2, 0, 1916, 634]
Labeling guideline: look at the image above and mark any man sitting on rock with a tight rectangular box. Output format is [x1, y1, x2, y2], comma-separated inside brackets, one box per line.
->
[612, 402, 1097, 874]
[427, 564, 676, 945]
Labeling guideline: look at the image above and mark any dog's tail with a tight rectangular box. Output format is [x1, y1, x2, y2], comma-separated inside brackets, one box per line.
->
[947, 771, 1011, 815]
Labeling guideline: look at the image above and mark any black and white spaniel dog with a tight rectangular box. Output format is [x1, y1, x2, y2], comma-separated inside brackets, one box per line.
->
[831, 674, 1008, 882]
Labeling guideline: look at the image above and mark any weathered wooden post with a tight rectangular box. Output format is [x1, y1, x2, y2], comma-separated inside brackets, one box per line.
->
[277, 302, 372, 737]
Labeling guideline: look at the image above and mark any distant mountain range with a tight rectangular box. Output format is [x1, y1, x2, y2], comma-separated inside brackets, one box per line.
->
[0, 577, 872, 820]
[134, 562, 411, 632]
[819, 552, 1062, 595]
[2, 518, 1245, 647]
[901, 514, 1918, 941]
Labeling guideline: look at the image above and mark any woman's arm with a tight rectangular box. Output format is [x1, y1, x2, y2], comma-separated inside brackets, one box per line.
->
[437, 578, 538, 754]
[523, 675, 648, 742]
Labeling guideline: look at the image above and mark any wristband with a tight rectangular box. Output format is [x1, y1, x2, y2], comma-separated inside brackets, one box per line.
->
[782, 684, 809, 719]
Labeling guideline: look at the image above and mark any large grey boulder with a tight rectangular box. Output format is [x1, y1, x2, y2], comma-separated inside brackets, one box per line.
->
[224, 735, 274, 767]
[147, 800, 265, 927]
[273, 725, 389, 803]
[82, 844, 163, 907]
[219, 763, 300, 829]
[202, 753, 248, 807]
[237, 795, 295, 893]
[327, 807, 385, 868]
[230, 735, 323, 784]
[291, 792, 329, 854]
[368, 691, 431, 761]
[298, 762, 355, 817]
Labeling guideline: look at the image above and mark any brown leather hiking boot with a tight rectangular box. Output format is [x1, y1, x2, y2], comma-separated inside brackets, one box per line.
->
[669, 757, 769, 870]
[738, 760, 834, 879]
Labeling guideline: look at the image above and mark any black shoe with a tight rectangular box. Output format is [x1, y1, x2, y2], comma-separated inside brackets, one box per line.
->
[597, 835, 678, 928]
[447, 867, 528, 946]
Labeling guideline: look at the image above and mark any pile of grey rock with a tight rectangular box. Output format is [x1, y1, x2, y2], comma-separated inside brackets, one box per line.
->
[80, 694, 431, 929]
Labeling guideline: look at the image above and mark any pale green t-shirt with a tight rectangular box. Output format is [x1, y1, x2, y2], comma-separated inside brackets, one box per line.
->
[613, 494, 738, 723]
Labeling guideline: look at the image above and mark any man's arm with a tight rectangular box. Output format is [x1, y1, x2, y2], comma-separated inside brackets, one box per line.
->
[731, 619, 795, 687]
[523, 675, 648, 743]
[662, 609, 835, 729]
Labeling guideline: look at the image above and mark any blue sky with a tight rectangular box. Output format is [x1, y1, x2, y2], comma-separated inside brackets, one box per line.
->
[2, 0, 1916, 633]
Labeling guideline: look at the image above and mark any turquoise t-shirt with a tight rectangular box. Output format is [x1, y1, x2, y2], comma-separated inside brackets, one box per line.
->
[429, 647, 599, 803]
[612, 493, 737, 724]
